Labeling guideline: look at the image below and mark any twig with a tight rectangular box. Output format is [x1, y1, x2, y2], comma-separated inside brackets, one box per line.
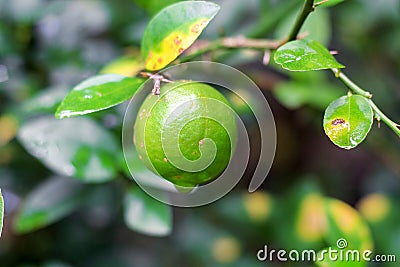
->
[331, 69, 372, 98]
[174, 0, 400, 139]
[140, 72, 172, 96]
[331, 69, 400, 137]
[287, 0, 315, 41]
[177, 36, 281, 63]
[368, 100, 400, 137]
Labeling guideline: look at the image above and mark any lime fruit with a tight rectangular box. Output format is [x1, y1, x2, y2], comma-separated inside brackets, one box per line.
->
[134, 81, 237, 187]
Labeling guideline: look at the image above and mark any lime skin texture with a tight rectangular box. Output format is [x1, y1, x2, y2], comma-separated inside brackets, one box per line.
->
[134, 81, 238, 188]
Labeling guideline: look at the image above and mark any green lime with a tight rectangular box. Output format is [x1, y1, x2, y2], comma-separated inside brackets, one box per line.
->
[134, 81, 237, 187]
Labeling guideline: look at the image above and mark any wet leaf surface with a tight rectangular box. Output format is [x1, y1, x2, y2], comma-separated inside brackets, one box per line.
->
[18, 116, 118, 182]
[274, 39, 345, 71]
[124, 186, 172, 236]
[14, 176, 87, 234]
[55, 74, 145, 119]
[323, 95, 373, 149]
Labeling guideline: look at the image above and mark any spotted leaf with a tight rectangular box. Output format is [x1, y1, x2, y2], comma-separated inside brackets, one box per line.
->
[316, 198, 373, 267]
[323, 95, 373, 149]
[141, 1, 220, 70]
[100, 54, 144, 77]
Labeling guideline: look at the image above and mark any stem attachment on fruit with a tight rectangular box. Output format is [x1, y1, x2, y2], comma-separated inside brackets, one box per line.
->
[140, 72, 173, 96]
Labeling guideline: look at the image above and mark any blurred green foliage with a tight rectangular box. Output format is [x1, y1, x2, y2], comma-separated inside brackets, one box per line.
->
[0, 0, 400, 266]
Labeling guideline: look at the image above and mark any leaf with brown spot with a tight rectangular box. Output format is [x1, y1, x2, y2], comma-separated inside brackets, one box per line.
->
[323, 95, 373, 149]
[316, 198, 373, 267]
[141, 1, 220, 70]
[331, 118, 346, 126]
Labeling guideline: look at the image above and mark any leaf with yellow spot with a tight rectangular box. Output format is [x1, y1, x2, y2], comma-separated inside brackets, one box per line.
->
[357, 194, 400, 261]
[0, 114, 19, 146]
[316, 198, 373, 267]
[275, 180, 326, 250]
[296, 193, 326, 243]
[100, 53, 144, 77]
[323, 95, 373, 149]
[141, 1, 220, 70]
[357, 193, 391, 223]
[243, 191, 273, 223]
[212, 236, 241, 264]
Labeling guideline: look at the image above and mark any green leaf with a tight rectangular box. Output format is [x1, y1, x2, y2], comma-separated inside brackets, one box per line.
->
[17, 87, 68, 117]
[18, 116, 118, 183]
[316, 198, 373, 267]
[274, 39, 345, 71]
[55, 74, 145, 119]
[357, 193, 400, 262]
[141, 1, 220, 70]
[323, 95, 373, 149]
[276, 180, 325, 250]
[99, 54, 144, 77]
[133, 0, 182, 16]
[14, 176, 86, 234]
[124, 186, 172, 236]
[0, 189, 4, 238]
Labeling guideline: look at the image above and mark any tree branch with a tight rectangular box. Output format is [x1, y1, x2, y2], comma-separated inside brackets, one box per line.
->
[331, 69, 372, 98]
[177, 36, 282, 63]
[332, 69, 400, 137]
[179, 0, 316, 63]
[368, 100, 400, 137]
[287, 0, 315, 41]
[174, 0, 400, 139]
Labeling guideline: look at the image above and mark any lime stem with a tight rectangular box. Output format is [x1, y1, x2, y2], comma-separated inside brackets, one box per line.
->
[177, 36, 282, 63]
[331, 69, 400, 138]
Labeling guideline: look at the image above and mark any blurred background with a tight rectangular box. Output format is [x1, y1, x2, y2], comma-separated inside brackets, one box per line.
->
[0, 0, 399, 266]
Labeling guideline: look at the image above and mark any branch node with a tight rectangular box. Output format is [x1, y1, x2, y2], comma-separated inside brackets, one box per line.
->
[375, 115, 381, 128]
[140, 72, 173, 96]
[332, 68, 341, 78]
